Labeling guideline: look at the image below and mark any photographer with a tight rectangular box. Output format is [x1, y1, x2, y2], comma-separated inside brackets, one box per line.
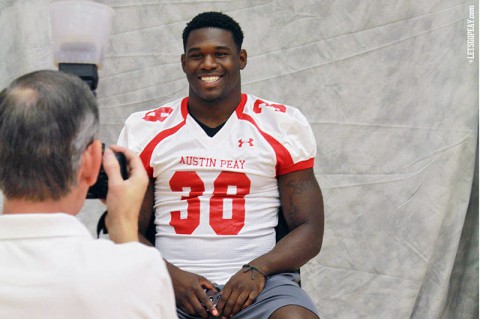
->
[0, 70, 177, 318]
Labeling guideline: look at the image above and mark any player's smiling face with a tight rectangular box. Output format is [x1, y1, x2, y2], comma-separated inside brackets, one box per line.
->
[182, 28, 247, 103]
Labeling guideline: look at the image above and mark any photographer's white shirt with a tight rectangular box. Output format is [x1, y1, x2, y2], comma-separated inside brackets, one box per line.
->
[0, 213, 177, 319]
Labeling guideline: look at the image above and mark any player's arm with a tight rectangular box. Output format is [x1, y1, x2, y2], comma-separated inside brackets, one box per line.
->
[251, 167, 324, 273]
[217, 168, 324, 317]
[137, 177, 155, 246]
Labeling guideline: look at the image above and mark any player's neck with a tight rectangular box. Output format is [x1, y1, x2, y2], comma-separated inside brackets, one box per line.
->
[188, 93, 241, 128]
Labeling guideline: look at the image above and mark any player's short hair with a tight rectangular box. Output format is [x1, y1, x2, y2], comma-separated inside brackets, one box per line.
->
[182, 11, 244, 52]
[0, 70, 99, 201]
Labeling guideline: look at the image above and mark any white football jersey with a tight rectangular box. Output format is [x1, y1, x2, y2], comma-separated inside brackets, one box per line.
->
[118, 94, 316, 284]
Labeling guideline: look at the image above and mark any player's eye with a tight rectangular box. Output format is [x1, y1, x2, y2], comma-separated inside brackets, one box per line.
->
[189, 53, 202, 59]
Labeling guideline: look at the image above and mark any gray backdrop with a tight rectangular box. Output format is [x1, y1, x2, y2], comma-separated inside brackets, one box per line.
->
[0, 1, 478, 318]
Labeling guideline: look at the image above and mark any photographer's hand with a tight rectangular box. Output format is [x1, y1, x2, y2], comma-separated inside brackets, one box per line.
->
[103, 145, 148, 243]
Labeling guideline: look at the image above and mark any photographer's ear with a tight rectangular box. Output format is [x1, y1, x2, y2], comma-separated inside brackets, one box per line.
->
[78, 140, 103, 186]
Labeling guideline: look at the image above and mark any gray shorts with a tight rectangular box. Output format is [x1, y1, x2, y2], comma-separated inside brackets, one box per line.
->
[177, 272, 318, 319]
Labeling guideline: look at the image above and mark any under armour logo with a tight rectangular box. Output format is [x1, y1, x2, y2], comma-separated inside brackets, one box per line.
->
[238, 138, 254, 147]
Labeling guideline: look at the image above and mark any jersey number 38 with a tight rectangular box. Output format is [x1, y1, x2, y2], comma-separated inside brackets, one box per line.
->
[169, 171, 251, 235]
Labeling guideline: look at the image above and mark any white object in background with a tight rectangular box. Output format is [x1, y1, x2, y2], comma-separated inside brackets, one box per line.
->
[49, 1, 114, 66]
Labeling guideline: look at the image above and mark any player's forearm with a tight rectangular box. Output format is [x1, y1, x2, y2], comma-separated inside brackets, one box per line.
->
[163, 258, 190, 288]
[164, 259, 202, 284]
[261, 168, 324, 275]
[248, 222, 322, 276]
[164, 259, 181, 276]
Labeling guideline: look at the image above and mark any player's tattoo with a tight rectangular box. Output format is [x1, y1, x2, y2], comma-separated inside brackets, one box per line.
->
[283, 176, 319, 227]
[286, 178, 317, 195]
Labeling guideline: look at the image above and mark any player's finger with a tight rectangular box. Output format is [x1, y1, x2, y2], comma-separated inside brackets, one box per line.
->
[199, 279, 220, 316]
[230, 291, 250, 315]
[215, 286, 230, 313]
[224, 290, 250, 317]
[219, 289, 240, 317]
[202, 295, 219, 317]
[192, 301, 209, 318]
[178, 293, 206, 318]
[241, 291, 257, 310]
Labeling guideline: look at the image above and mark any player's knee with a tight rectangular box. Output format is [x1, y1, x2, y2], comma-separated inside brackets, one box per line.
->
[269, 305, 319, 319]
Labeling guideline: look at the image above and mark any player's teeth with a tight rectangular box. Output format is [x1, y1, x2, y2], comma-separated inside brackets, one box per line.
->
[202, 76, 220, 83]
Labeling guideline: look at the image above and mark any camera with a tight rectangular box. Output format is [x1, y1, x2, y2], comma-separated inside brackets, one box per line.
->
[87, 143, 128, 199]
[56, 63, 127, 199]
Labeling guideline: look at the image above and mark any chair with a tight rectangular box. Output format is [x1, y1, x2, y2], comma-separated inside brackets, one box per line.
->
[97, 207, 301, 285]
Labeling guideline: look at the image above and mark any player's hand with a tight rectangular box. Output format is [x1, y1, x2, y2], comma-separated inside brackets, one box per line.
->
[103, 144, 148, 243]
[216, 267, 266, 317]
[168, 265, 220, 318]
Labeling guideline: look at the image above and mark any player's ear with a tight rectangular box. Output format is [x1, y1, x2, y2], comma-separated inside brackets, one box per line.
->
[181, 54, 186, 73]
[239, 49, 247, 70]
